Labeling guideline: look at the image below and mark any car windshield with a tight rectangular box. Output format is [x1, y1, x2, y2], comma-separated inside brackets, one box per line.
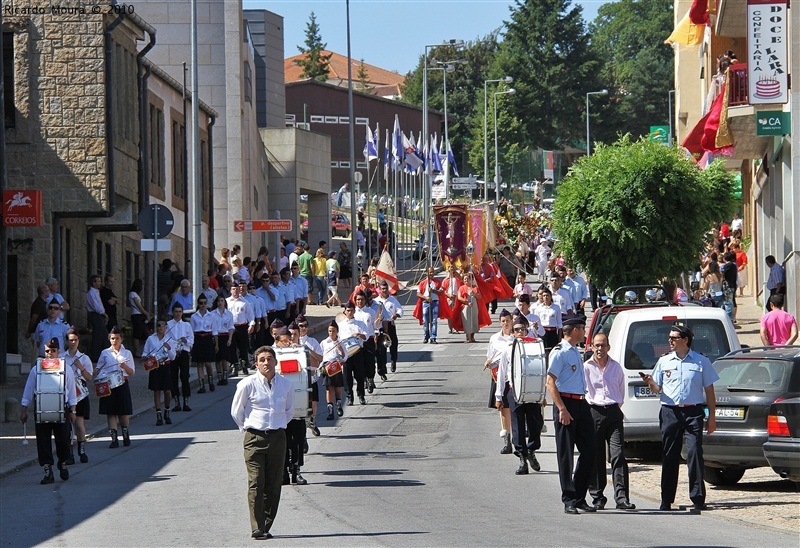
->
[622, 319, 731, 370]
[713, 359, 793, 393]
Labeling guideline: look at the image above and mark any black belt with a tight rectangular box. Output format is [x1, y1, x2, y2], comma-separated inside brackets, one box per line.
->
[246, 427, 284, 435]
[234, 323, 247, 328]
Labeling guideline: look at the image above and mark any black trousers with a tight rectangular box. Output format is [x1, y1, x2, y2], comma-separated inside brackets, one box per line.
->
[35, 421, 71, 467]
[171, 350, 191, 397]
[553, 398, 595, 506]
[344, 352, 365, 399]
[507, 385, 543, 456]
[285, 418, 306, 469]
[660, 405, 706, 506]
[362, 338, 376, 381]
[542, 330, 560, 352]
[266, 311, 278, 346]
[256, 317, 268, 348]
[588, 404, 630, 505]
[387, 323, 399, 363]
[243, 428, 285, 533]
[232, 325, 250, 370]
[376, 332, 388, 376]
[88, 312, 108, 362]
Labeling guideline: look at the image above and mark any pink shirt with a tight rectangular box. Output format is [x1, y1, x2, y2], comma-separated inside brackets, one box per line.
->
[761, 309, 797, 345]
[583, 355, 625, 406]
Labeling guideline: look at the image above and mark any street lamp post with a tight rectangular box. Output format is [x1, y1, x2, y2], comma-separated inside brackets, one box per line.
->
[668, 89, 675, 146]
[433, 59, 466, 201]
[483, 76, 512, 201]
[423, 40, 463, 269]
[585, 89, 608, 156]
[494, 88, 515, 200]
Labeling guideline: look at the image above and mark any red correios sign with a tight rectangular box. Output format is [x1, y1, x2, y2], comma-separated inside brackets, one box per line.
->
[2, 190, 43, 227]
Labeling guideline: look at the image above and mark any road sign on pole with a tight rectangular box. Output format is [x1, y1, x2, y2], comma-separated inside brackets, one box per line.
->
[138, 204, 174, 239]
[233, 219, 293, 232]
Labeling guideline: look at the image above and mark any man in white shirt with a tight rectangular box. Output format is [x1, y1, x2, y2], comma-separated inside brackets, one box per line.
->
[86, 274, 108, 361]
[374, 281, 403, 375]
[231, 346, 293, 540]
[168, 303, 195, 412]
[354, 291, 377, 393]
[550, 274, 575, 316]
[338, 301, 368, 405]
[227, 284, 255, 377]
[46, 277, 70, 321]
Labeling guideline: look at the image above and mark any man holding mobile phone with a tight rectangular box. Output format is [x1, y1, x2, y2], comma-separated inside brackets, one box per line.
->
[640, 324, 718, 514]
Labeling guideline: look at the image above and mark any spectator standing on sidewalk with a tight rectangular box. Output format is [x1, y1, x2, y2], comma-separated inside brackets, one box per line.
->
[760, 295, 798, 346]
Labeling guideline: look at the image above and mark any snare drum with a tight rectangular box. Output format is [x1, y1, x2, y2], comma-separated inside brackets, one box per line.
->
[324, 360, 343, 377]
[144, 356, 159, 371]
[275, 347, 312, 419]
[338, 336, 363, 360]
[75, 379, 89, 403]
[510, 338, 547, 403]
[35, 358, 66, 423]
[95, 369, 125, 398]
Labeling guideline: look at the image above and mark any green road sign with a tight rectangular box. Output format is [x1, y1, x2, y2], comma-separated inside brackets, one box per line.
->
[649, 125, 669, 144]
[756, 111, 790, 136]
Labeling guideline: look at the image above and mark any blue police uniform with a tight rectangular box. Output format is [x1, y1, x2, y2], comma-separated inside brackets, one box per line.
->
[652, 349, 719, 509]
[549, 339, 595, 511]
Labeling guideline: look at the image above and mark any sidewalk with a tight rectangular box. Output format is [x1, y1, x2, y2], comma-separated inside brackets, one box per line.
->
[0, 264, 425, 477]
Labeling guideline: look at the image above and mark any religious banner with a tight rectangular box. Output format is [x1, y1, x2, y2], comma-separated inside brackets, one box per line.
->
[433, 204, 468, 268]
[747, 0, 788, 105]
[468, 208, 486, 266]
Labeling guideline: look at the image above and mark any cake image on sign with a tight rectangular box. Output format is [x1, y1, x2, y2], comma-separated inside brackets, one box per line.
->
[754, 76, 781, 100]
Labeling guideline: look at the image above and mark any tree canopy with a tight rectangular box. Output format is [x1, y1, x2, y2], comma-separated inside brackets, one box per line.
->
[296, 12, 332, 81]
[551, 136, 738, 290]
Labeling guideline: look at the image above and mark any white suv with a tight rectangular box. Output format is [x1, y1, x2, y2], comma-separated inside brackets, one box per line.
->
[605, 306, 741, 442]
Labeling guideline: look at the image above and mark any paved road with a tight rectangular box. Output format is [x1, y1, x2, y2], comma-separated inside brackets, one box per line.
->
[1, 312, 796, 546]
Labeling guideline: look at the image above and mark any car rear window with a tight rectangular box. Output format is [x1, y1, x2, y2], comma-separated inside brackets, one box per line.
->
[622, 319, 731, 370]
[713, 359, 793, 393]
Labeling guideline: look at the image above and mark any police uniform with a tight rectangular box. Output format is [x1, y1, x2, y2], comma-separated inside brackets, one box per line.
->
[548, 320, 595, 512]
[34, 318, 70, 357]
[651, 344, 719, 510]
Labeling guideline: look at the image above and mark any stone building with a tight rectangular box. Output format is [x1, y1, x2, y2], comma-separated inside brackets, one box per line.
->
[2, 3, 215, 371]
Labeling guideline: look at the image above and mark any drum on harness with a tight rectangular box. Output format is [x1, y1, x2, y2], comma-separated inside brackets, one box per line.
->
[510, 338, 547, 403]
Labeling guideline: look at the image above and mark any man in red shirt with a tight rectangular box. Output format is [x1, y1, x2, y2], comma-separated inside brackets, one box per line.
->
[760, 295, 798, 346]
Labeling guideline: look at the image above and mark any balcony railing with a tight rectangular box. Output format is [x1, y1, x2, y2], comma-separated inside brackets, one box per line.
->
[727, 63, 748, 106]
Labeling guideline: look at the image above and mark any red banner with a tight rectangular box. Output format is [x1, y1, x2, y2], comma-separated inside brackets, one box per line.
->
[433, 204, 468, 268]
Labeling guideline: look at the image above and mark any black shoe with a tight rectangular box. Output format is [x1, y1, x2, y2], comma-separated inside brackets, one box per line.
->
[527, 453, 541, 472]
[251, 529, 266, 540]
[500, 434, 513, 454]
[515, 456, 529, 475]
[122, 437, 131, 447]
[689, 503, 707, 514]
[576, 501, 596, 513]
[659, 503, 673, 511]
[209, 383, 215, 392]
[41, 466, 54, 485]
[66, 453, 75, 466]
[380, 374, 388, 381]
[430, 339, 437, 344]
[337, 402, 344, 416]
[616, 501, 636, 510]
[359, 397, 367, 405]
[265, 533, 273, 539]
[164, 411, 173, 425]
[218, 378, 228, 386]
[109, 439, 119, 449]
[79, 452, 88, 464]
[156, 416, 164, 426]
[198, 386, 206, 394]
[294, 470, 308, 485]
[183, 404, 192, 412]
[564, 505, 578, 515]
[391, 362, 396, 373]
[309, 423, 320, 437]
[367, 382, 374, 394]
[593, 499, 607, 510]
[172, 403, 182, 412]
[346, 396, 354, 406]
[423, 338, 428, 344]
[326, 411, 334, 420]
[58, 463, 69, 481]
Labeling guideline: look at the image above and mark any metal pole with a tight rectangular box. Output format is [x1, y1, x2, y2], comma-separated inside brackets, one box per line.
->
[483, 80, 488, 201]
[190, 0, 201, 312]
[668, 89, 675, 146]
[346, 0, 358, 281]
[442, 67, 449, 201]
[422, 46, 430, 269]
[153, 206, 159, 319]
[586, 92, 590, 156]
[0, 15, 8, 383]
[494, 91, 499, 200]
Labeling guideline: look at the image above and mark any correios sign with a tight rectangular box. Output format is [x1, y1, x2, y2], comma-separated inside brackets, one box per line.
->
[2, 190, 43, 227]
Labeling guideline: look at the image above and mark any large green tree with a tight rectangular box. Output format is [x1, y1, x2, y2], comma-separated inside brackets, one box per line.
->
[552, 137, 737, 289]
[588, 0, 675, 145]
[296, 12, 332, 81]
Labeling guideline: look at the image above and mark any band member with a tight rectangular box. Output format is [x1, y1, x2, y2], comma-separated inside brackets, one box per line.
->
[495, 315, 543, 474]
[212, 295, 235, 386]
[338, 301, 368, 405]
[534, 287, 562, 352]
[320, 320, 345, 419]
[144, 317, 177, 426]
[191, 295, 217, 394]
[34, 300, 70, 357]
[230, 346, 293, 540]
[95, 327, 135, 448]
[584, 332, 636, 510]
[227, 282, 255, 377]
[354, 291, 378, 392]
[547, 316, 595, 514]
[168, 303, 194, 412]
[61, 329, 93, 464]
[273, 329, 308, 485]
[21, 338, 78, 483]
[517, 294, 545, 338]
[257, 274, 279, 346]
[374, 281, 403, 375]
[296, 316, 322, 437]
[485, 310, 515, 454]
[243, 281, 266, 359]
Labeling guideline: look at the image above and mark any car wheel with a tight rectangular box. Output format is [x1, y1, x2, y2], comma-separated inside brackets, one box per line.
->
[703, 466, 746, 486]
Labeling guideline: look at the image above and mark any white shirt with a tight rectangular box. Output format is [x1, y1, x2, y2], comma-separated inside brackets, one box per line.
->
[227, 296, 255, 326]
[167, 318, 194, 351]
[524, 311, 545, 337]
[61, 349, 93, 383]
[231, 371, 294, 431]
[86, 287, 105, 314]
[339, 318, 367, 340]
[355, 306, 377, 337]
[535, 244, 549, 262]
[731, 217, 743, 232]
[494, 342, 518, 399]
[486, 331, 514, 361]
[190, 309, 216, 332]
[374, 295, 403, 323]
[212, 308, 235, 336]
[201, 287, 218, 305]
[143, 333, 177, 363]
[321, 337, 342, 363]
[96, 346, 135, 379]
[244, 292, 266, 319]
[535, 303, 563, 328]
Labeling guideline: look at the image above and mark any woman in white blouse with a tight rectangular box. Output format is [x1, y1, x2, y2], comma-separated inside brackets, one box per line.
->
[94, 327, 135, 448]
[211, 295, 235, 386]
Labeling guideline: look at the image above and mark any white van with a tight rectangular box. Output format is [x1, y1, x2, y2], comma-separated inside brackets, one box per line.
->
[605, 306, 741, 442]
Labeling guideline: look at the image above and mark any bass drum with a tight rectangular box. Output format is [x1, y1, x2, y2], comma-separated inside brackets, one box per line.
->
[510, 338, 547, 403]
[274, 346, 312, 420]
[35, 358, 66, 424]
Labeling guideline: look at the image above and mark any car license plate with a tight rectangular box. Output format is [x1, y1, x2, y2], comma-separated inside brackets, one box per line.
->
[635, 385, 658, 398]
[715, 407, 745, 419]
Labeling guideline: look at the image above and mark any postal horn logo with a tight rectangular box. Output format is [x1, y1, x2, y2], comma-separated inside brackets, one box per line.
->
[4, 191, 33, 211]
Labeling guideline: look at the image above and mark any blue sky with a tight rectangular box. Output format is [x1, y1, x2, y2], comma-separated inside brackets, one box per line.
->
[244, 0, 616, 75]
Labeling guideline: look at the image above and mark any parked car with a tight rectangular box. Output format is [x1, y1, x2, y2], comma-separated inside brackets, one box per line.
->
[603, 304, 740, 443]
[301, 213, 351, 240]
[763, 395, 800, 482]
[700, 346, 800, 485]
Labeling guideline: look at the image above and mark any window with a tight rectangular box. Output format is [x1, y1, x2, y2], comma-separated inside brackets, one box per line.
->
[623, 319, 731, 370]
[125, 250, 133, 299]
[324, 116, 338, 124]
[310, 115, 324, 123]
[330, 161, 339, 168]
[339, 161, 350, 168]
[3, 32, 14, 129]
[172, 119, 186, 201]
[200, 139, 209, 212]
[296, 122, 310, 130]
[285, 114, 296, 123]
[253, 186, 259, 211]
[105, 243, 112, 275]
[338, 116, 349, 124]
[244, 61, 252, 104]
[149, 104, 165, 189]
[96, 240, 103, 276]
[356, 161, 367, 169]
[355, 117, 369, 126]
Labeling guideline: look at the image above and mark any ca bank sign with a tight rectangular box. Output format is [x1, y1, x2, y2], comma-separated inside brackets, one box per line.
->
[756, 111, 791, 136]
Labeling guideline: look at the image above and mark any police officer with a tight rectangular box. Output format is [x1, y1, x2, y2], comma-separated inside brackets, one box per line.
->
[546, 315, 595, 514]
[34, 300, 70, 357]
[641, 324, 718, 513]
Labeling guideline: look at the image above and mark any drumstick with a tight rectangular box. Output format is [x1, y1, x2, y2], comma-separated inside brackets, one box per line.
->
[22, 423, 28, 445]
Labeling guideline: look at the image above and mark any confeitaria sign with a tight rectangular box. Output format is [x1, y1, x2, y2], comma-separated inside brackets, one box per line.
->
[747, 0, 788, 105]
